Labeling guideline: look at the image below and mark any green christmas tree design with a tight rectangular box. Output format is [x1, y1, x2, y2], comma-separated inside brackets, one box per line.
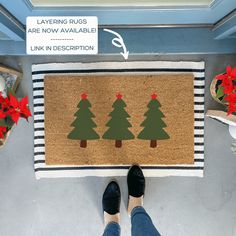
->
[138, 93, 170, 148]
[67, 93, 100, 148]
[103, 93, 134, 148]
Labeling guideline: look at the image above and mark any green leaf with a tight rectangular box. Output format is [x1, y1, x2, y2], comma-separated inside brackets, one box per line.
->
[7, 87, 16, 97]
[0, 119, 7, 127]
[0, 118, 13, 129]
[5, 116, 14, 129]
[216, 85, 224, 99]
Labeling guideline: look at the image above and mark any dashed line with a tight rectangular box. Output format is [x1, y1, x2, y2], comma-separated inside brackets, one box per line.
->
[50, 39, 74, 41]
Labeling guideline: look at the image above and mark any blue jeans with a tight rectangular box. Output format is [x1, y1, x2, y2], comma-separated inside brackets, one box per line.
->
[103, 207, 161, 236]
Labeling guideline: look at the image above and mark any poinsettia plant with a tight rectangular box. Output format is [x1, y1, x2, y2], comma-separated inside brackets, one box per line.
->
[216, 66, 236, 115]
[0, 89, 31, 140]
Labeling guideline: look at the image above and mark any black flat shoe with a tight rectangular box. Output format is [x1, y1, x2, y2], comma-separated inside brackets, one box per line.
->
[102, 181, 121, 215]
[127, 165, 145, 198]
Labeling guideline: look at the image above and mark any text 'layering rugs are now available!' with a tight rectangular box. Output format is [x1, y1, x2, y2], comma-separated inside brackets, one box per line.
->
[32, 61, 205, 179]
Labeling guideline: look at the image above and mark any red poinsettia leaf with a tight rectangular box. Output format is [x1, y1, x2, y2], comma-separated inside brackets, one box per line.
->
[0, 95, 9, 108]
[226, 65, 232, 75]
[9, 94, 19, 108]
[224, 87, 233, 95]
[224, 95, 234, 102]
[0, 126, 6, 132]
[10, 112, 20, 124]
[0, 110, 6, 119]
[0, 126, 7, 139]
[21, 107, 32, 119]
[216, 74, 227, 80]
[19, 96, 28, 108]
[231, 68, 236, 77]
[228, 107, 236, 115]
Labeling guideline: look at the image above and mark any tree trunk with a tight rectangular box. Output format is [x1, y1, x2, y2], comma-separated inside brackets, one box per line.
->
[150, 140, 157, 148]
[80, 140, 87, 148]
[115, 140, 122, 148]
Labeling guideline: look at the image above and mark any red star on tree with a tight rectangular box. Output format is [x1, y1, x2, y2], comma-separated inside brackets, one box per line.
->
[151, 93, 157, 100]
[81, 93, 88, 100]
[116, 93, 123, 100]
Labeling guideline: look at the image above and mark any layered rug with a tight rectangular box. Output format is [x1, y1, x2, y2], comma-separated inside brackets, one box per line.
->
[32, 61, 205, 179]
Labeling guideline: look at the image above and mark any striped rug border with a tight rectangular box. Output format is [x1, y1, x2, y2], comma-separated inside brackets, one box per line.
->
[32, 61, 205, 179]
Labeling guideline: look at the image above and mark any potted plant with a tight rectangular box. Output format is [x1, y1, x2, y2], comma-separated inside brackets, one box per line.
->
[0, 90, 31, 147]
[208, 66, 236, 153]
[210, 65, 236, 115]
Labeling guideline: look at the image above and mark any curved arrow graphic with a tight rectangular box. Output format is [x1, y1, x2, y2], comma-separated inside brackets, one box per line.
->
[104, 28, 129, 60]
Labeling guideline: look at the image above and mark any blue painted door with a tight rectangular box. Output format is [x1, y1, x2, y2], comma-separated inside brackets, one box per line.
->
[0, 0, 236, 54]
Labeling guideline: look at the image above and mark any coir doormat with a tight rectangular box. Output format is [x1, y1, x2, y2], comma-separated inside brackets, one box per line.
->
[32, 61, 205, 179]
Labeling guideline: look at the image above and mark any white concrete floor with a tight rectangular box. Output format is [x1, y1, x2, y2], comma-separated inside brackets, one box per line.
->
[0, 54, 236, 236]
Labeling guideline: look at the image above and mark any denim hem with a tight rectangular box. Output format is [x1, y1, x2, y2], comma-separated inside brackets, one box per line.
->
[104, 221, 121, 231]
[131, 206, 145, 217]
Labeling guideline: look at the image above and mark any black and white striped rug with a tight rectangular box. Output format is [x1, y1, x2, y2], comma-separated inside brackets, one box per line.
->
[32, 61, 205, 179]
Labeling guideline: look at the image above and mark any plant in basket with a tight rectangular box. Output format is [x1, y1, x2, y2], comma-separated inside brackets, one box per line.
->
[213, 66, 236, 115]
[0, 89, 31, 145]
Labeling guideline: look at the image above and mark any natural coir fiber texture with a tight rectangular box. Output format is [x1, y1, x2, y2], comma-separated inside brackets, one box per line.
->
[44, 74, 194, 165]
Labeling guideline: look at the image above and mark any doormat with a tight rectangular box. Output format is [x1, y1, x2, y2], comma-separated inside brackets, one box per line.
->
[32, 61, 205, 179]
[44, 74, 194, 165]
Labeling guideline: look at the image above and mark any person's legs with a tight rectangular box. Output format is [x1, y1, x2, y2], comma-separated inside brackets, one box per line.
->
[127, 165, 161, 236]
[102, 165, 161, 236]
[102, 181, 121, 236]
[103, 222, 120, 236]
[131, 206, 161, 236]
